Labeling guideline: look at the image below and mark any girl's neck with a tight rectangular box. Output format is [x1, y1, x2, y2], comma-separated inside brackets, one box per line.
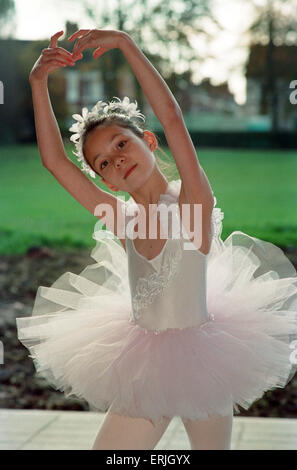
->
[129, 171, 169, 210]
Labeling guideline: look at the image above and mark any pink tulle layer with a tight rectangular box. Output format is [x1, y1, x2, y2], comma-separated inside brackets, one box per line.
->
[16, 229, 297, 426]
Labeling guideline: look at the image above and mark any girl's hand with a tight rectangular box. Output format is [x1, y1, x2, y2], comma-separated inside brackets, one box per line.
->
[29, 31, 77, 83]
[68, 29, 124, 60]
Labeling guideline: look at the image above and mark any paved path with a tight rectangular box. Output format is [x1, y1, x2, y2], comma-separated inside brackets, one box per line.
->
[0, 409, 296, 450]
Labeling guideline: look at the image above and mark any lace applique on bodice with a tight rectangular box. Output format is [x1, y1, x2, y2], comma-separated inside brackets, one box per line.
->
[131, 243, 183, 320]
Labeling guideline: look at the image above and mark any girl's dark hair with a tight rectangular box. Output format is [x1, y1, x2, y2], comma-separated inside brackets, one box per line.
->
[81, 111, 177, 180]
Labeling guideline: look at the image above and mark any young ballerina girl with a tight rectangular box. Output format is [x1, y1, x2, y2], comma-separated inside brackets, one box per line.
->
[16, 29, 297, 451]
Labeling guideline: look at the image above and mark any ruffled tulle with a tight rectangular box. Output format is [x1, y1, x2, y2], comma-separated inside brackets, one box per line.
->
[16, 180, 297, 425]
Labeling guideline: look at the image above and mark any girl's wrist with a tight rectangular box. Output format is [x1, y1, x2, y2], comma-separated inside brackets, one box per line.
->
[29, 74, 48, 87]
[117, 31, 133, 49]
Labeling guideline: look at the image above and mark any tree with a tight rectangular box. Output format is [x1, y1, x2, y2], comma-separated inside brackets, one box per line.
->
[0, 0, 16, 38]
[243, 0, 297, 132]
[73, 0, 221, 110]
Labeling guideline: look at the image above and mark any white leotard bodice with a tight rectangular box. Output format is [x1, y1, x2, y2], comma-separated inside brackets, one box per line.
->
[124, 179, 220, 333]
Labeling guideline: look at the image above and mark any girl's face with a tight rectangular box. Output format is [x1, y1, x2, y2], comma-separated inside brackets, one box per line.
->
[83, 124, 158, 192]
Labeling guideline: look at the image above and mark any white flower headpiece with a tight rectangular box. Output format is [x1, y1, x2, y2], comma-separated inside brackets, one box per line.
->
[69, 96, 146, 178]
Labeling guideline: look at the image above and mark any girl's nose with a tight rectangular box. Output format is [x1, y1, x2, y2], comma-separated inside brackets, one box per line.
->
[115, 157, 125, 168]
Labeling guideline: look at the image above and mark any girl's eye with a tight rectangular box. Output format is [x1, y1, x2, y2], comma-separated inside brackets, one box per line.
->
[118, 140, 126, 149]
[100, 160, 108, 170]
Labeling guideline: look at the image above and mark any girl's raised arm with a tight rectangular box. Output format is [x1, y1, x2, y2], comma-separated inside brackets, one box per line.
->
[29, 31, 78, 168]
[70, 29, 214, 211]
[29, 31, 126, 249]
[118, 33, 214, 210]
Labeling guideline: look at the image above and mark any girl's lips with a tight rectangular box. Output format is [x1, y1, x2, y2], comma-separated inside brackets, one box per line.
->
[125, 164, 137, 179]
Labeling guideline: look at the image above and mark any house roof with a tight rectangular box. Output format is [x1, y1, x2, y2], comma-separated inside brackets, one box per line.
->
[246, 43, 297, 78]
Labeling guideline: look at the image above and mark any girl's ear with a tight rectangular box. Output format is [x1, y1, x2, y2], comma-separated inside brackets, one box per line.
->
[102, 178, 119, 192]
[143, 130, 158, 151]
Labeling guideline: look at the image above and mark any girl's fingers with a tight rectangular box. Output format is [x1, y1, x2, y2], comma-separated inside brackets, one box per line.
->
[72, 38, 88, 58]
[43, 57, 74, 67]
[53, 60, 68, 67]
[43, 48, 69, 58]
[56, 47, 74, 59]
[71, 31, 94, 58]
[49, 30, 64, 48]
[44, 46, 75, 60]
[55, 50, 75, 63]
[93, 47, 104, 59]
[43, 58, 65, 67]
[68, 29, 90, 41]
[43, 49, 75, 64]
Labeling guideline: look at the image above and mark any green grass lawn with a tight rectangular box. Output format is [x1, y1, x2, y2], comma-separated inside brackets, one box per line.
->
[0, 143, 297, 254]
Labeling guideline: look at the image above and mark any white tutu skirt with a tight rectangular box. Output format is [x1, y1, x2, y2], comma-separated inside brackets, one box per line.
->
[16, 227, 297, 426]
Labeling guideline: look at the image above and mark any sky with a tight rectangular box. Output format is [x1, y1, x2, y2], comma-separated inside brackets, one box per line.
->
[12, 0, 257, 104]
